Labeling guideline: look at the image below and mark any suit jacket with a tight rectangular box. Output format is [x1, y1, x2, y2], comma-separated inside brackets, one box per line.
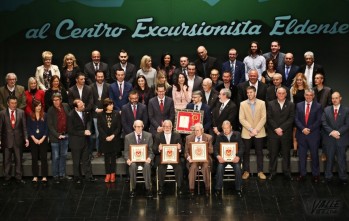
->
[97, 111, 121, 152]
[47, 103, 70, 143]
[213, 131, 244, 159]
[60, 66, 81, 90]
[111, 62, 137, 84]
[0, 85, 26, 111]
[186, 103, 212, 133]
[44, 87, 68, 112]
[237, 81, 267, 104]
[239, 99, 267, 139]
[266, 85, 290, 102]
[299, 63, 325, 87]
[68, 85, 93, 112]
[276, 64, 300, 88]
[153, 131, 183, 155]
[201, 88, 219, 111]
[67, 109, 91, 148]
[263, 52, 286, 71]
[212, 100, 237, 132]
[194, 56, 220, 79]
[35, 64, 61, 90]
[321, 105, 349, 146]
[148, 96, 175, 135]
[0, 108, 28, 149]
[124, 131, 154, 161]
[221, 60, 246, 85]
[216, 83, 239, 105]
[109, 81, 133, 112]
[83, 61, 110, 85]
[294, 101, 322, 142]
[121, 102, 149, 136]
[90, 82, 110, 118]
[189, 75, 203, 92]
[314, 86, 332, 109]
[267, 99, 295, 139]
[185, 133, 213, 159]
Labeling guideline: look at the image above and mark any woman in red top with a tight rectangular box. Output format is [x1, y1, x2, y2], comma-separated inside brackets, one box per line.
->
[25, 77, 45, 116]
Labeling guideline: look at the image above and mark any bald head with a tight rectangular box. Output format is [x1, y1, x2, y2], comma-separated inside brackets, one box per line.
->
[197, 46, 208, 60]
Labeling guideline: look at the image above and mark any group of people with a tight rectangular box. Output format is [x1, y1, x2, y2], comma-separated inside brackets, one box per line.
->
[0, 41, 348, 199]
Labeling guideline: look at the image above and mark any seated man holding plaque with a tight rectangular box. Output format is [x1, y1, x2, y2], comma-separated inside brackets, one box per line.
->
[153, 120, 183, 195]
[185, 123, 213, 196]
[124, 120, 154, 198]
[214, 120, 244, 198]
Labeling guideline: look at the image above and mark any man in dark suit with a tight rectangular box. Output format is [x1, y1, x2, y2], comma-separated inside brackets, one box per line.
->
[67, 99, 95, 183]
[195, 46, 220, 79]
[267, 87, 295, 181]
[109, 68, 133, 113]
[124, 120, 154, 198]
[322, 92, 349, 184]
[121, 90, 149, 137]
[299, 51, 325, 88]
[0, 73, 26, 111]
[185, 123, 213, 196]
[294, 89, 322, 182]
[111, 49, 137, 84]
[214, 121, 244, 198]
[201, 78, 219, 111]
[263, 41, 285, 71]
[153, 120, 183, 195]
[216, 71, 239, 105]
[0, 95, 29, 185]
[237, 69, 267, 104]
[210, 69, 223, 89]
[186, 90, 212, 133]
[276, 53, 299, 88]
[84, 50, 110, 85]
[68, 73, 93, 113]
[221, 48, 246, 86]
[148, 84, 175, 136]
[187, 62, 203, 92]
[173, 56, 189, 80]
[212, 88, 238, 135]
[266, 73, 290, 102]
[91, 70, 110, 156]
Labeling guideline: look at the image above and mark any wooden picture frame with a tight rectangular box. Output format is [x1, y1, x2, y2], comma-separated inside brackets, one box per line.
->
[189, 142, 208, 162]
[174, 109, 203, 134]
[129, 144, 148, 162]
[160, 144, 179, 164]
[220, 142, 238, 162]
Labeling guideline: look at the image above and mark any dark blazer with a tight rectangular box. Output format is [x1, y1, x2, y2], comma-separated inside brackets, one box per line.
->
[124, 131, 154, 161]
[201, 88, 219, 111]
[263, 52, 285, 71]
[67, 110, 91, 149]
[148, 96, 175, 135]
[194, 56, 220, 79]
[266, 85, 290, 102]
[84, 61, 110, 85]
[314, 86, 332, 109]
[0, 108, 28, 148]
[97, 111, 121, 153]
[153, 131, 183, 155]
[111, 62, 137, 84]
[276, 65, 300, 88]
[68, 85, 94, 112]
[212, 100, 237, 132]
[221, 60, 246, 85]
[47, 103, 70, 143]
[44, 87, 69, 112]
[121, 102, 149, 136]
[237, 81, 267, 103]
[190, 75, 203, 92]
[267, 99, 295, 139]
[322, 105, 349, 147]
[90, 82, 110, 118]
[299, 63, 325, 87]
[0, 85, 26, 111]
[109, 81, 133, 112]
[186, 103, 212, 133]
[216, 83, 239, 105]
[213, 131, 244, 159]
[294, 101, 323, 142]
[60, 66, 81, 90]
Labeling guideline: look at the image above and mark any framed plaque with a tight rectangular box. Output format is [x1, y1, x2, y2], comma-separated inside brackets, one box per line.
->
[129, 144, 148, 162]
[220, 142, 238, 162]
[160, 144, 179, 164]
[189, 142, 208, 162]
[174, 109, 203, 134]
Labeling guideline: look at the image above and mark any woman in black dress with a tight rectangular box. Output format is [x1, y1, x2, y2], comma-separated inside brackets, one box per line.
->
[97, 98, 122, 183]
[44, 75, 68, 112]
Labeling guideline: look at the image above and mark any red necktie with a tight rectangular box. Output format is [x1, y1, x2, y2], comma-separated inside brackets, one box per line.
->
[133, 104, 137, 119]
[160, 99, 164, 112]
[305, 103, 310, 125]
[334, 108, 338, 121]
[10, 110, 15, 129]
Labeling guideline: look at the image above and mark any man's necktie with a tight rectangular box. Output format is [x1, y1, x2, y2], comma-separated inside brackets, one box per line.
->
[285, 66, 290, 80]
[160, 99, 164, 112]
[10, 110, 15, 129]
[133, 104, 137, 119]
[195, 105, 198, 110]
[137, 134, 141, 144]
[196, 137, 201, 142]
[94, 63, 99, 71]
[231, 63, 235, 85]
[119, 83, 123, 97]
[334, 108, 338, 121]
[305, 103, 310, 124]
[219, 103, 224, 115]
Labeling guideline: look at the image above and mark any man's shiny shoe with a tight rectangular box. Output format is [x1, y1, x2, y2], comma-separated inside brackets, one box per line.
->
[312, 176, 320, 183]
[74, 177, 82, 184]
[177, 187, 183, 195]
[296, 175, 305, 182]
[214, 189, 222, 197]
[321, 178, 333, 184]
[284, 174, 294, 181]
[129, 190, 135, 198]
[158, 188, 164, 195]
[205, 189, 210, 197]
[86, 176, 97, 182]
[3, 179, 11, 186]
[16, 179, 26, 184]
[60, 175, 73, 181]
[146, 189, 153, 198]
[189, 190, 195, 197]
[268, 173, 276, 181]
[339, 179, 348, 185]
[236, 190, 243, 198]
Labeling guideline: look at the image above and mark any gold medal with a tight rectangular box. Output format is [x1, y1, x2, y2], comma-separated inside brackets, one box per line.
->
[119, 96, 122, 100]
[11, 120, 15, 124]
[36, 129, 40, 134]
[98, 97, 101, 101]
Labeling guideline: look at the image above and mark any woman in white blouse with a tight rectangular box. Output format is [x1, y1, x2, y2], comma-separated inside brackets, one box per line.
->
[35, 51, 60, 91]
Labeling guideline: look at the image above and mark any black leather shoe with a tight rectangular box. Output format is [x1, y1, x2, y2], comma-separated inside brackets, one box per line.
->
[177, 187, 183, 195]
[215, 189, 222, 196]
[340, 179, 348, 185]
[3, 180, 11, 186]
[86, 176, 97, 182]
[190, 190, 195, 197]
[16, 179, 26, 184]
[278, 152, 283, 158]
[236, 190, 243, 198]
[60, 175, 73, 181]
[146, 189, 153, 198]
[312, 176, 320, 183]
[268, 174, 276, 181]
[53, 177, 60, 184]
[205, 190, 210, 197]
[321, 178, 333, 184]
[158, 188, 164, 195]
[284, 174, 293, 181]
[296, 175, 305, 182]
[74, 178, 82, 184]
[129, 190, 135, 198]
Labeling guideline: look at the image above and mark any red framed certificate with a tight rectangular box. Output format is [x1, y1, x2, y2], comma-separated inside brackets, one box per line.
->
[129, 144, 148, 162]
[174, 109, 203, 134]
[219, 142, 238, 162]
[160, 144, 179, 164]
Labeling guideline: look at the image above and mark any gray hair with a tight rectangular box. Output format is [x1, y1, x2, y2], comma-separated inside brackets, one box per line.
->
[220, 88, 231, 98]
[6, 73, 17, 81]
[304, 51, 314, 59]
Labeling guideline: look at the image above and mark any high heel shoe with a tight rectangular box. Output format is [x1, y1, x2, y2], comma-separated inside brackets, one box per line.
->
[110, 173, 116, 183]
[32, 177, 38, 183]
[105, 174, 111, 183]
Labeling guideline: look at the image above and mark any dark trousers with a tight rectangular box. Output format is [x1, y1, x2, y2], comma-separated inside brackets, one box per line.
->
[215, 162, 242, 191]
[71, 141, 92, 178]
[298, 137, 320, 176]
[269, 137, 292, 175]
[242, 137, 264, 172]
[29, 137, 48, 177]
[158, 164, 183, 188]
[3, 146, 23, 180]
[104, 152, 116, 174]
[325, 143, 348, 180]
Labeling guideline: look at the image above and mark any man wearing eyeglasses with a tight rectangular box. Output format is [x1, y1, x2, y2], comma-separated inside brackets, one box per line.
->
[0, 73, 26, 111]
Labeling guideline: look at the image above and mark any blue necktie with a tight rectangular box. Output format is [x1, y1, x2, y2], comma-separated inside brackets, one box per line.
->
[285, 66, 290, 80]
